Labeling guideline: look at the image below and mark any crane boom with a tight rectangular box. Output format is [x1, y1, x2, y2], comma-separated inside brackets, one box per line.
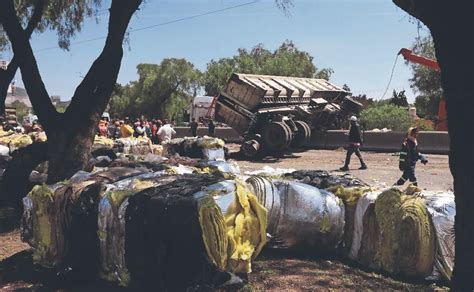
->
[397, 48, 447, 131]
[398, 48, 440, 71]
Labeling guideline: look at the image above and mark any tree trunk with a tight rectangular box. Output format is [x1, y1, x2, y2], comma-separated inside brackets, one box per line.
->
[0, 142, 48, 212]
[392, 1, 474, 289]
[431, 19, 474, 292]
[45, 116, 98, 183]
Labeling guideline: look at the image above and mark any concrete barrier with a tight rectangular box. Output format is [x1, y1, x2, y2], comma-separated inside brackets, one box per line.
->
[173, 127, 449, 154]
[316, 130, 449, 154]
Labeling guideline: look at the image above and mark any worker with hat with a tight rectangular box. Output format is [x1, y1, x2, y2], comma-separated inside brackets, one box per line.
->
[340, 116, 367, 171]
[395, 127, 428, 186]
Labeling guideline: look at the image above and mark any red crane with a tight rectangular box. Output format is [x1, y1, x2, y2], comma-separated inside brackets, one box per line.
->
[398, 48, 447, 131]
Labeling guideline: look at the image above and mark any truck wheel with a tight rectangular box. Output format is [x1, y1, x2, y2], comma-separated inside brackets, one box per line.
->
[292, 121, 312, 147]
[241, 139, 260, 158]
[263, 122, 292, 152]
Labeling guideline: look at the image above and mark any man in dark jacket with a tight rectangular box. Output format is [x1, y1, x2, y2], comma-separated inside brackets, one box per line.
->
[396, 127, 428, 186]
[190, 118, 198, 137]
[340, 116, 367, 171]
[208, 119, 215, 137]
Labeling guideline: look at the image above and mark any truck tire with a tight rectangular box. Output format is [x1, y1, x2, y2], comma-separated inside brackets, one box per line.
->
[241, 139, 260, 158]
[292, 121, 311, 147]
[263, 122, 292, 152]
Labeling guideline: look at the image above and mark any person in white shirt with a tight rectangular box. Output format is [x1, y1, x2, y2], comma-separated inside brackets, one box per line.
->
[157, 119, 176, 143]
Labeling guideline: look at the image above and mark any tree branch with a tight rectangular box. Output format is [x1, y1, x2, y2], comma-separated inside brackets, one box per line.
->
[66, 0, 142, 126]
[0, 0, 47, 115]
[392, 0, 438, 28]
[0, 0, 58, 131]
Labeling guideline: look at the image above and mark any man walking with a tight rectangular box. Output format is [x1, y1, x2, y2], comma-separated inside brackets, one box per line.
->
[208, 119, 215, 137]
[157, 119, 176, 143]
[340, 116, 367, 171]
[190, 118, 198, 137]
[395, 127, 428, 186]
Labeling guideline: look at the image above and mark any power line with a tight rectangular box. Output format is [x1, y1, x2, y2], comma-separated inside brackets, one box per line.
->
[35, 0, 261, 53]
[379, 53, 400, 100]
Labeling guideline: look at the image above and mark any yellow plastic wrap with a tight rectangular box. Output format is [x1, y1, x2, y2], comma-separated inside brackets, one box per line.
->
[198, 196, 228, 271]
[197, 136, 225, 149]
[94, 135, 114, 148]
[359, 187, 436, 278]
[0, 133, 33, 149]
[224, 180, 267, 273]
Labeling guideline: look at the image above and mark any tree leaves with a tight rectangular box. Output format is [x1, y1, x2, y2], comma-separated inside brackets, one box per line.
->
[408, 36, 443, 119]
[109, 58, 201, 121]
[203, 40, 332, 97]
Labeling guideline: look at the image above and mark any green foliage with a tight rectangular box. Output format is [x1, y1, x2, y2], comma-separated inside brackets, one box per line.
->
[352, 94, 375, 109]
[109, 59, 202, 121]
[11, 100, 28, 122]
[390, 90, 409, 107]
[408, 36, 443, 119]
[360, 104, 412, 131]
[416, 120, 434, 131]
[1, 0, 103, 51]
[203, 40, 333, 96]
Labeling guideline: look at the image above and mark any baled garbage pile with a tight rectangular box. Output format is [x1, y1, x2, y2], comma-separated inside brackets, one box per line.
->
[247, 167, 455, 282]
[338, 186, 454, 282]
[92, 135, 161, 156]
[163, 136, 227, 160]
[21, 160, 270, 290]
[20, 153, 455, 287]
[0, 132, 34, 154]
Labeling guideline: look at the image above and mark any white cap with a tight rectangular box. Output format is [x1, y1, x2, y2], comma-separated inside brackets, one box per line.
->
[349, 116, 357, 122]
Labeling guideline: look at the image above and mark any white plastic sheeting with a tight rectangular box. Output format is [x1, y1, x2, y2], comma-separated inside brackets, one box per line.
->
[246, 176, 345, 251]
[422, 191, 455, 281]
[349, 190, 381, 260]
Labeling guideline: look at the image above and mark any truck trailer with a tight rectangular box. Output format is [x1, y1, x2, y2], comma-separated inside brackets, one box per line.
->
[215, 73, 362, 157]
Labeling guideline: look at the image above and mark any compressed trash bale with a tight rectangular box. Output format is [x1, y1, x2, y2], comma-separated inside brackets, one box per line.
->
[98, 173, 177, 286]
[245, 176, 280, 236]
[357, 203, 379, 268]
[21, 183, 66, 267]
[247, 177, 345, 252]
[358, 188, 436, 278]
[327, 186, 371, 255]
[287, 170, 366, 189]
[193, 179, 268, 274]
[349, 190, 380, 260]
[0, 133, 33, 152]
[21, 167, 145, 270]
[62, 181, 107, 279]
[163, 136, 226, 160]
[21, 178, 103, 269]
[92, 167, 145, 183]
[124, 174, 228, 290]
[422, 191, 455, 281]
[93, 135, 114, 149]
[197, 160, 241, 176]
[113, 137, 152, 155]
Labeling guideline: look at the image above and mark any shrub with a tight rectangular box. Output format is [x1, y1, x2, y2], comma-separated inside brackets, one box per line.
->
[360, 104, 412, 131]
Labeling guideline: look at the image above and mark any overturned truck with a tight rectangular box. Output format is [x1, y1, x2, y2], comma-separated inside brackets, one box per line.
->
[215, 73, 362, 157]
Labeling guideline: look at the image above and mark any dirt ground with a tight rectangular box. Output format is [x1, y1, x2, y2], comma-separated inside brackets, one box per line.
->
[0, 147, 452, 291]
[228, 144, 453, 191]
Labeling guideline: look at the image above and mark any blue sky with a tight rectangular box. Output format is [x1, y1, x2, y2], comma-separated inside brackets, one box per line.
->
[6, 0, 429, 101]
